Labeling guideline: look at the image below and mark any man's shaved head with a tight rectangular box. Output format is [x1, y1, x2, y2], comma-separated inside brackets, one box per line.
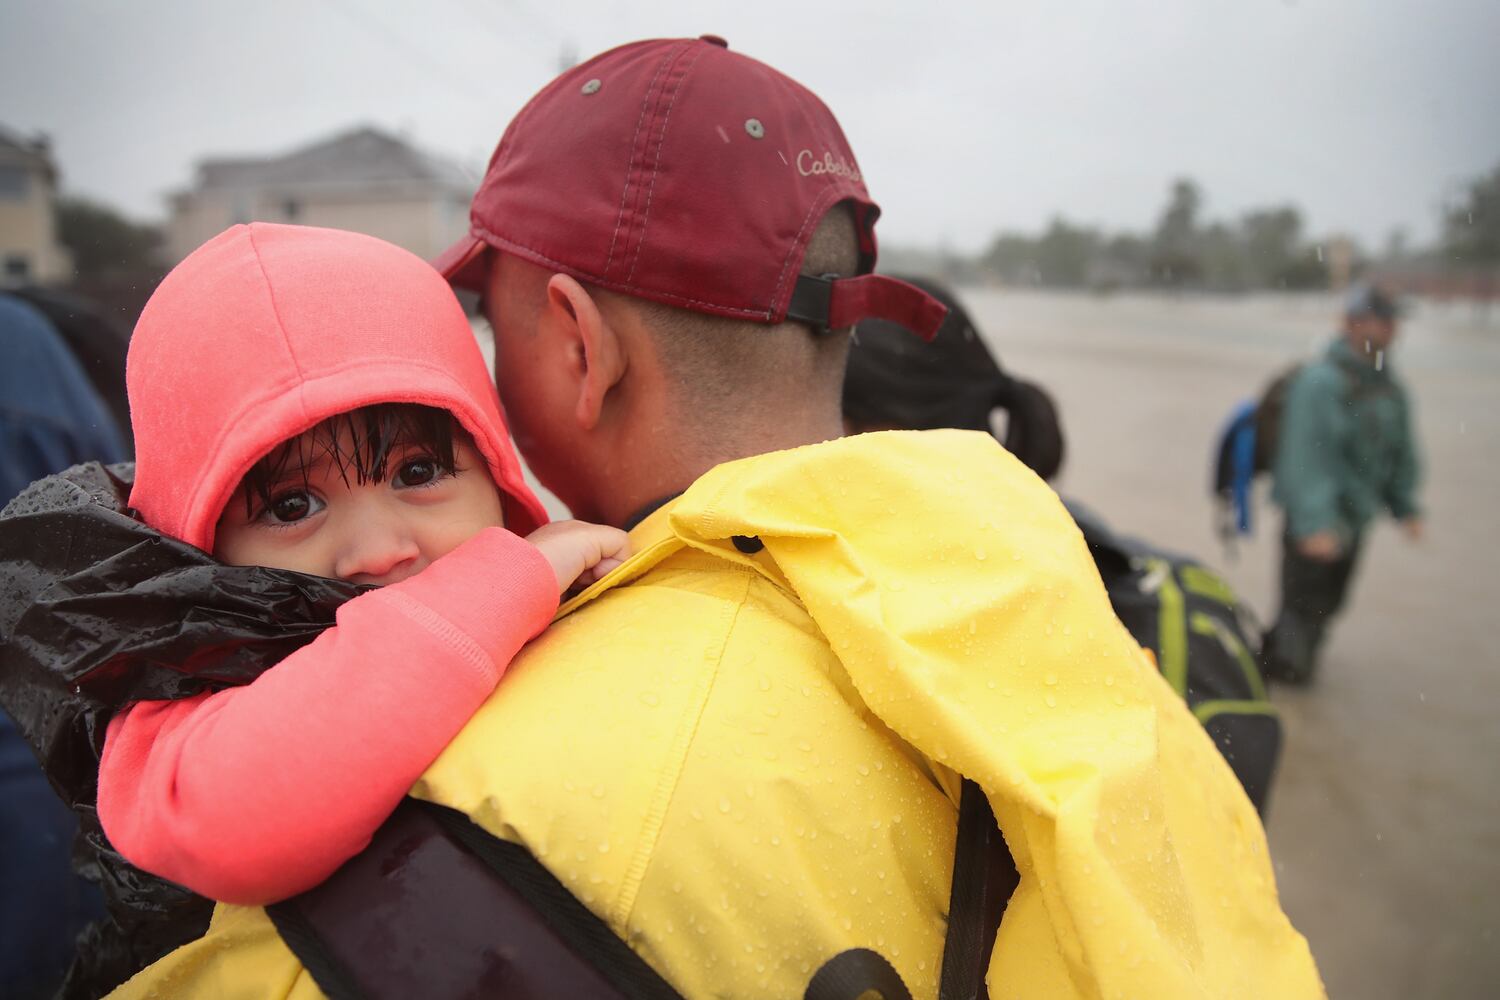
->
[610, 203, 861, 430]
[482, 203, 863, 524]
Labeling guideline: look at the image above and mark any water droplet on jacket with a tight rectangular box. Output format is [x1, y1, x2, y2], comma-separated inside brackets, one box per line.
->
[639, 691, 660, 707]
[974, 548, 987, 561]
[718, 797, 732, 814]
[1044, 672, 1058, 686]
[1045, 694, 1057, 708]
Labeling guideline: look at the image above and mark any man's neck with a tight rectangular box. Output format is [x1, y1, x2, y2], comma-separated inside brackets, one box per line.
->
[599, 413, 845, 528]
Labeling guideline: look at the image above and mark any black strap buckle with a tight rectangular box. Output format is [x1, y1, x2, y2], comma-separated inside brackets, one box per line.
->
[785, 273, 840, 334]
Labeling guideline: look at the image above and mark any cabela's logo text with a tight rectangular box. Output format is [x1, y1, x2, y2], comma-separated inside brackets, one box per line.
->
[796, 150, 862, 182]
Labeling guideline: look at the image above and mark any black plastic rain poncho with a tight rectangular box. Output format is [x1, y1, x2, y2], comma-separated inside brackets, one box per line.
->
[0, 462, 364, 999]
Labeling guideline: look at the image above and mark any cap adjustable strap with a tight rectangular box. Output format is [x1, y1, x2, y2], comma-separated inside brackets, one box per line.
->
[787, 274, 947, 342]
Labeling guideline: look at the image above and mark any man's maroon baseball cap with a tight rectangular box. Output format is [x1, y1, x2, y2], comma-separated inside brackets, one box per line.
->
[433, 35, 945, 340]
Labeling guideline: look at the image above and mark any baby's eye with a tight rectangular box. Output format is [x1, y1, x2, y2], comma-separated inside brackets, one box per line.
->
[264, 490, 322, 524]
[395, 457, 443, 488]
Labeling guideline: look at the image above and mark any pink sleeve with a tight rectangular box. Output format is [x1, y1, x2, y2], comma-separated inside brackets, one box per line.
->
[96, 526, 556, 906]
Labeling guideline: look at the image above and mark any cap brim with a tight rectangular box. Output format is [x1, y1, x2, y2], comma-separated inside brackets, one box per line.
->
[431, 234, 489, 292]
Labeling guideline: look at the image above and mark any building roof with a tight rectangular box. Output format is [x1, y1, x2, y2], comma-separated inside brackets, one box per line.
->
[0, 124, 58, 181]
[190, 126, 472, 194]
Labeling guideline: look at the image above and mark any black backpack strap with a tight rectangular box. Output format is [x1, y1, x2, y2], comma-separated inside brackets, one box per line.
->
[264, 896, 365, 1000]
[805, 948, 914, 1000]
[420, 801, 685, 1000]
[267, 798, 684, 1000]
[268, 786, 1017, 1000]
[938, 778, 1019, 1000]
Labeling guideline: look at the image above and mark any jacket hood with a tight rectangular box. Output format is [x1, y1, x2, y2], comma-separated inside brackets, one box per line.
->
[573, 430, 1320, 997]
[127, 223, 546, 552]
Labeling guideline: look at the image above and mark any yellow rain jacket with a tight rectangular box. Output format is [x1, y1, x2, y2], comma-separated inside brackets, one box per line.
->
[110, 430, 1323, 1000]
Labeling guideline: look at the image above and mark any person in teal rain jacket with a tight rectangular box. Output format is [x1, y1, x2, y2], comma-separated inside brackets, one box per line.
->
[1264, 284, 1422, 684]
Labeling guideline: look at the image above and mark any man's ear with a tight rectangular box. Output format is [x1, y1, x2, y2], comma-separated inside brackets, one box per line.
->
[543, 274, 626, 430]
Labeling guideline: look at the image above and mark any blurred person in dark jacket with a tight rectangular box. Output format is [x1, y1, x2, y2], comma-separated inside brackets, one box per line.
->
[1, 292, 126, 503]
[1, 291, 120, 999]
[11, 286, 134, 456]
[1262, 284, 1422, 684]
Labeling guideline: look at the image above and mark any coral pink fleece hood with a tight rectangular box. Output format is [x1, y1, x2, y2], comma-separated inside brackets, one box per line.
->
[127, 223, 546, 551]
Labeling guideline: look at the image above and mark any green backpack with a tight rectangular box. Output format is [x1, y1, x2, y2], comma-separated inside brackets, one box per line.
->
[1071, 507, 1281, 813]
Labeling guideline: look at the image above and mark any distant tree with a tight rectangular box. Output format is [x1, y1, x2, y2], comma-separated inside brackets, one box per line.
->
[1103, 233, 1149, 267]
[1238, 206, 1303, 285]
[981, 232, 1042, 284]
[1033, 216, 1100, 287]
[1273, 247, 1332, 290]
[1149, 178, 1204, 286]
[972, 176, 1393, 294]
[54, 196, 165, 284]
[1155, 179, 1202, 246]
[1198, 222, 1248, 291]
[1094, 233, 1150, 289]
[1441, 164, 1500, 264]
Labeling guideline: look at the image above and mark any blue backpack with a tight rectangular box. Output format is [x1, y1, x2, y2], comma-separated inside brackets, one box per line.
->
[1211, 365, 1303, 542]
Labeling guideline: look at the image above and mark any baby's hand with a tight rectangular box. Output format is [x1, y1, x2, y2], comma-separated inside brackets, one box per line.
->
[526, 520, 631, 594]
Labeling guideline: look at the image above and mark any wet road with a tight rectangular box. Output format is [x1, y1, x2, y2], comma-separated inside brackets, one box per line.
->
[964, 289, 1500, 1000]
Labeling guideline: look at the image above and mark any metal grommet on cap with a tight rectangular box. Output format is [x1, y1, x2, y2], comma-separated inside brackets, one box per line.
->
[744, 118, 765, 139]
[580, 78, 602, 95]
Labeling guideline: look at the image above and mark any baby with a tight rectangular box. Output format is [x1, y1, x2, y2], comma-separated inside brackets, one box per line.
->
[95, 222, 626, 905]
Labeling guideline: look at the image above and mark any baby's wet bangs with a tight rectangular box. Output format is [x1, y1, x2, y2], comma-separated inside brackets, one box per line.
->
[237, 403, 471, 516]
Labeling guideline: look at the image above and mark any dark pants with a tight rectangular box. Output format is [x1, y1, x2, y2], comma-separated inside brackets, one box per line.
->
[1262, 529, 1364, 684]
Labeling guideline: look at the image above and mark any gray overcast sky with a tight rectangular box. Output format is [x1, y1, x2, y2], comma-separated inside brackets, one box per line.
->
[2, 0, 1497, 252]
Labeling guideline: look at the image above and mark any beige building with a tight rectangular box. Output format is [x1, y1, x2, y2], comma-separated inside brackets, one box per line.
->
[167, 126, 474, 264]
[0, 125, 72, 288]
